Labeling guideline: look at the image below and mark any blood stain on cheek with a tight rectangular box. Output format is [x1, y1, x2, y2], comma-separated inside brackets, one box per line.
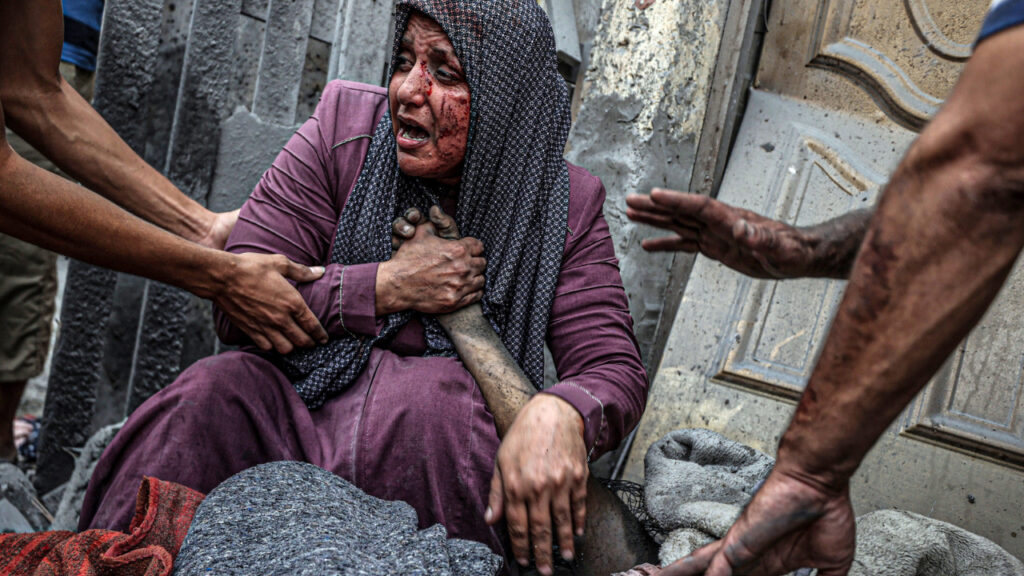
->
[435, 94, 470, 163]
[420, 61, 433, 97]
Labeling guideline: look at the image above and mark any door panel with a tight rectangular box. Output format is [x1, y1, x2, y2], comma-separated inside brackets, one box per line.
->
[627, 0, 1024, 557]
[758, 0, 974, 126]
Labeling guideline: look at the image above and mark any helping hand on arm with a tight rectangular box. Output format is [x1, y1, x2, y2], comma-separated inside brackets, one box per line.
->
[625, 188, 870, 279]
[0, 135, 326, 354]
[663, 24, 1024, 576]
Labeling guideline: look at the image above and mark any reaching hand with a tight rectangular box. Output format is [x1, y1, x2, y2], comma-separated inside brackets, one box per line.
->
[661, 467, 855, 576]
[213, 253, 328, 354]
[625, 188, 815, 279]
[485, 395, 588, 576]
[199, 209, 240, 251]
[379, 206, 485, 315]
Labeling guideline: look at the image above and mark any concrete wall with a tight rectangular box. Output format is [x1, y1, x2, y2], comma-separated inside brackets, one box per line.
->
[565, 0, 728, 369]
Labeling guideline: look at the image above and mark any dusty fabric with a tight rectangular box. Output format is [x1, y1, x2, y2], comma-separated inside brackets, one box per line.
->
[51, 422, 123, 531]
[848, 510, 1024, 576]
[280, 0, 572, 409]
[644, 429, 774, 530]
[645, 430, 1024, 575]
[173, 461, 502, 576]
[0, 476, 202, 576]
[643, 429, 773, 565]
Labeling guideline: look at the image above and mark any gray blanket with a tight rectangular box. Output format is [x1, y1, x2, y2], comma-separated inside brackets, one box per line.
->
[644, 429, 1024, 575]
[643, 429, 774, 564]
[172, 461, 502, 576]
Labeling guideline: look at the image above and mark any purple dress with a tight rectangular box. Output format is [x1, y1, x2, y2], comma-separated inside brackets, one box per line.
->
[79, 81, 648, 556]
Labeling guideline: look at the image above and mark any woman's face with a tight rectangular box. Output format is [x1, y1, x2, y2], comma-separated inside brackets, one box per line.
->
[389, 13, 471, 187]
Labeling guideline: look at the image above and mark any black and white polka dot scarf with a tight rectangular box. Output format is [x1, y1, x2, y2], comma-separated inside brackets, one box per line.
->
[280, 0, 572, 409]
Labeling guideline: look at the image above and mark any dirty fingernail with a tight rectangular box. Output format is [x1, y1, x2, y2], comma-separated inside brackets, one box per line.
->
[539, 565, 553, 576]
[561, 549, 574, 561]
[517, 557, 529, 567]
[402, 224, 413, 234]
[575, 527, 584, 537]
[310, 266, 325, 275]
[484, 506, 492, 523]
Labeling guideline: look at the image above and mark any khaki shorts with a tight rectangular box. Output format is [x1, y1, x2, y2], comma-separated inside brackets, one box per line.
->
[0, 63, 92, 382]
[0, 234, 58, 382]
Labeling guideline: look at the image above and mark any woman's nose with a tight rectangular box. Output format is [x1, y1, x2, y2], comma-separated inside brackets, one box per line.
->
[397, 63, 430, 106]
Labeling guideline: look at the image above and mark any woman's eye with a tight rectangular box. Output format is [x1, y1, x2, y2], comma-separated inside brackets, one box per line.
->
[436, 68, 459, 82]
[396, 55, 413, 69]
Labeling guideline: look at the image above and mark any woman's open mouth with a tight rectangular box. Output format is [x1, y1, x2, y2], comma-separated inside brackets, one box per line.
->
[397, 118, 431, 148]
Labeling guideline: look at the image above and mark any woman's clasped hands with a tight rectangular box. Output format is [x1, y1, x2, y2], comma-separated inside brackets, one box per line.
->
[377, 205, 486, 315]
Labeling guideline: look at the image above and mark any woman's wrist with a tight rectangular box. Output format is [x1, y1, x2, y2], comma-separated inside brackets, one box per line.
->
[374, 260, 404, 315]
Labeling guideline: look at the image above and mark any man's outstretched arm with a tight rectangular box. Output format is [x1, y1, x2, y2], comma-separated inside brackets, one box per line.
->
[0, 0, 226, 246]
[625, 189, 872, 280]
[664, 21, 1024, 576]
[0, 0, 327, 352]
[0, 124, 325, 353]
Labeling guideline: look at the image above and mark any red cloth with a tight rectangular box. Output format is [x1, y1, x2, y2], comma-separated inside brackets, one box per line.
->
[0, 477, 203, 576]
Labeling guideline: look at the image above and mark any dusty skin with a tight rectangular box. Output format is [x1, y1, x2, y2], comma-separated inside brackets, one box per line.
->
[393, 206, 659, 576]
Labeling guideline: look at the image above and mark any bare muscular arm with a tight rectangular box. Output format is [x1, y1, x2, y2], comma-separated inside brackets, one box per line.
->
[666, 24, 1024, 576]
[0, 0, 224, 245]
[0, 0, 327, 353]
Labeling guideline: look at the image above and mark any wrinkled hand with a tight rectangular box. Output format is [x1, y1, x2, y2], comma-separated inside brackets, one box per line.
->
[378, 206, 485, 315]
[486, 395, 588, 576]
[661, 468, 855, 576]
[214, 252, 328, 353]
[199, 209, 240, 251]
[625, 188, 814, 279]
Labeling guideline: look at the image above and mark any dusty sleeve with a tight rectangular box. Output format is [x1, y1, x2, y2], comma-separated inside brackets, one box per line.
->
[540, 172, 649, 461]
[214, 82, 385, 344]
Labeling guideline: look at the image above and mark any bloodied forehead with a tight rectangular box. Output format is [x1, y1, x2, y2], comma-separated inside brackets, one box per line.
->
[400, 13, 460, 65]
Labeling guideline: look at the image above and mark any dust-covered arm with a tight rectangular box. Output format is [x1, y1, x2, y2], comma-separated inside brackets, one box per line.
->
[625, 189, 871, 280]
[398, 203, 655, 576]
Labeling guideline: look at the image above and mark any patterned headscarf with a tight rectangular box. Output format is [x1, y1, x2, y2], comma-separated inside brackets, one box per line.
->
[280, 0, 572, 409]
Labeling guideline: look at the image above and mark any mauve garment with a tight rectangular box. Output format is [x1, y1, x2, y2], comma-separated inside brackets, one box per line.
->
[79, 81, 648, 558]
